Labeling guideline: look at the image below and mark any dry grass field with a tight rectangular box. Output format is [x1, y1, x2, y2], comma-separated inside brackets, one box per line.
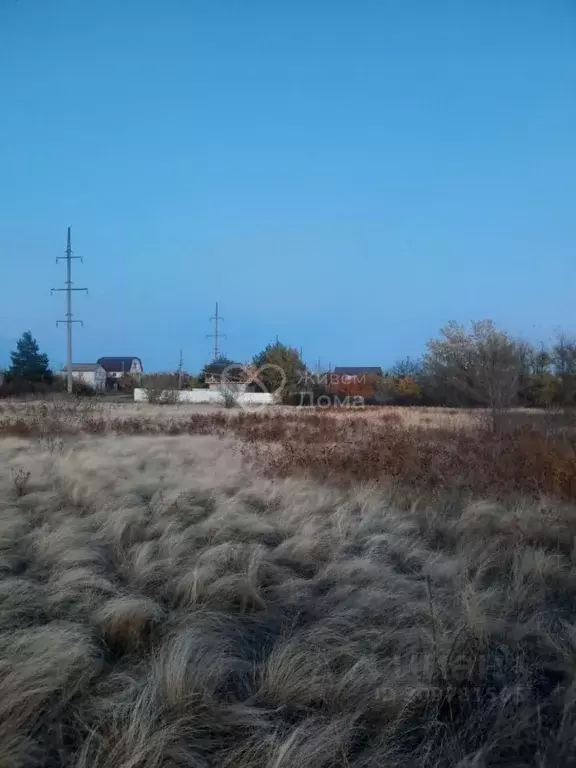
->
[3, 400, 576, 766]
[0, 398, 492, 430]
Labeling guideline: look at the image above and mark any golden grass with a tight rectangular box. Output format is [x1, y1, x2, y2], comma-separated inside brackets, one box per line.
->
[0, 396, 536, 432]
[2, 429, 576, 765]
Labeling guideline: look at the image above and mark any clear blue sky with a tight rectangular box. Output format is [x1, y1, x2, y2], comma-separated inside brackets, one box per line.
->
[1, 1, 575, 373]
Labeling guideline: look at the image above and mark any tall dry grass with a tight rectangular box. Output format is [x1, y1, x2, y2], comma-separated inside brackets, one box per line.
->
[2, 400, 576, 500]
[0, 398, 528, 432]
[2, 433, 576, 765]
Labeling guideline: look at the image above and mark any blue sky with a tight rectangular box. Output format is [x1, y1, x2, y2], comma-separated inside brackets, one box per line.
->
[1, 1, 575, 373]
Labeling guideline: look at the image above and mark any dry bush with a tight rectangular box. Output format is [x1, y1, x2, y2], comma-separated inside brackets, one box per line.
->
[2, 434, 576, 765]
[237, 411, 576, 501]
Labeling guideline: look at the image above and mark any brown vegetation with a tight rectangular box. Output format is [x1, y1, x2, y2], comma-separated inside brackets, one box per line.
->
[240, 410, 576, 501]
[2, 433, 576, 765]
[2, 400, 576, 501]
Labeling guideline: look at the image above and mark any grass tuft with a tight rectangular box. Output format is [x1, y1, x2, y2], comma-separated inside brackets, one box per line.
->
[3, 402, 576, 765]
[0, 433, 575, 764]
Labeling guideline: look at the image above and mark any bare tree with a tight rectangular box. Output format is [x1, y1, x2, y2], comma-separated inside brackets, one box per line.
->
[387, 356, 424, 379]
[552, 333, 576, 375]
[552, 333, 576, 406]
[425, 320, 522, 430]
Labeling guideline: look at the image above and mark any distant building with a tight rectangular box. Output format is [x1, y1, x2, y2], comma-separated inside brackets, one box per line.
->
[333, 366, 383, 379]
[331, 366, 383, 399]
[60, 363, 107, 391]
[97, 357, 143, 380]
[203, 361, 247, 391]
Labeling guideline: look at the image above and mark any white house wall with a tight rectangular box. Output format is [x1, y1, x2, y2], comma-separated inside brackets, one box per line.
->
[64, 369, 106, 391]
[73, 371, 96, 387]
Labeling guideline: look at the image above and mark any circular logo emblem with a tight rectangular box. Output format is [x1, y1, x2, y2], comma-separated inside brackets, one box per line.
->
[220, 363, 287, 411]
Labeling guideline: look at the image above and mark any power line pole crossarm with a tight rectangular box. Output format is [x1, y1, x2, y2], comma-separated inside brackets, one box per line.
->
[51, 227, 88, 394]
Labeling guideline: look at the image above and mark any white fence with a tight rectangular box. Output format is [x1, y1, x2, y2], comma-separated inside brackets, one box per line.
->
[134, 388, 274, 406]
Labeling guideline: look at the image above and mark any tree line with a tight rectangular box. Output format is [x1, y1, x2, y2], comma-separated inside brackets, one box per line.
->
[139, 322, 576, 415]
[4, 323, 576, 412]
[384, 321, 576, 412]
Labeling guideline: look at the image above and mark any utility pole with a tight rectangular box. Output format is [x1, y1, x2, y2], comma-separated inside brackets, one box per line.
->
[178, 348, 183, 390]
[207, 302, 226, 360]
[51, 227, 87, 394]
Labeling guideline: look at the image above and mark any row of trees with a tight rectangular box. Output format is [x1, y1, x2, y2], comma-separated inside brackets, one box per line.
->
[201, 324, 576, 415]
[192, 324, 576, 414]
[5, 323, 576, 413]
[389, 321, 576, 412]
